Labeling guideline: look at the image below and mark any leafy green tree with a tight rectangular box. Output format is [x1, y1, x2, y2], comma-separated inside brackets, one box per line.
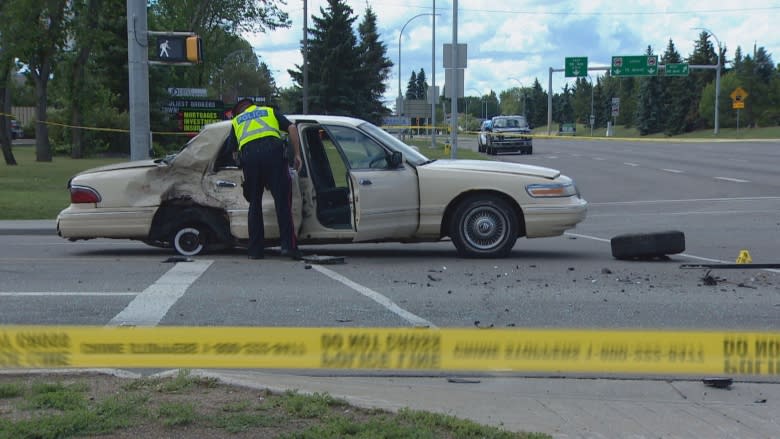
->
[3, 0, 70, 162]
[0, 1, 20, 164]
[356, 6, 393, 124]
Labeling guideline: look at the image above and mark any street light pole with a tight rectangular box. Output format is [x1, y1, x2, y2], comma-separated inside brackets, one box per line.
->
[694, 27, 721, 135]
[398, 13, 436, 116]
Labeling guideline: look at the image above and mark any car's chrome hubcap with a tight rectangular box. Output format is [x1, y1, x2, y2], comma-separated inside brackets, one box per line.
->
[463, 206, 507, 251]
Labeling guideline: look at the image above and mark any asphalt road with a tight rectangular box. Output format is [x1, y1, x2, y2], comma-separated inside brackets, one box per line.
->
[1, 138, 778, 332]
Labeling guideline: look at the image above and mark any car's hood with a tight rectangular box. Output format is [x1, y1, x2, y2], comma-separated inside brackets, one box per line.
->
[77, 159, 162, 175]
[425, 159, 560, 179]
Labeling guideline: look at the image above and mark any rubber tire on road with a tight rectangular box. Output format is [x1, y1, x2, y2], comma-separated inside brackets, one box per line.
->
[610, 230, 685, 260]
[173, 226, 207, 256]
[450, 194, 518, 258]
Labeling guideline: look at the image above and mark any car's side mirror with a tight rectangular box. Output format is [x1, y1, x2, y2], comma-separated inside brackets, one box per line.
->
[388, 151, 403, 168]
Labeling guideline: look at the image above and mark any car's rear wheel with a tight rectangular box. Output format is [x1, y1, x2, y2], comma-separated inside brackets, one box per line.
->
[450, 194, 518, 258]
[172, 226, 207, 256]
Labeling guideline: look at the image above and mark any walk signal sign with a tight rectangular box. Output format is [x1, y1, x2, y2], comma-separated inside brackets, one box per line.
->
[154, 35, 202, 64]
[156, 37, 186, 61]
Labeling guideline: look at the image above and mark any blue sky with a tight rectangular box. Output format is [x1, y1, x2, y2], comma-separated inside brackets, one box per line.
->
[245, 1, 780, 109]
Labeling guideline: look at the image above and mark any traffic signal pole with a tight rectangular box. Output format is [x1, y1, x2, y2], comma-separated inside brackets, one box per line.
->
[127, 0, 151, 161]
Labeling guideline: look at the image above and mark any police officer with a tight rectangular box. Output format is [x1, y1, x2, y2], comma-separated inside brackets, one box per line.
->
[230, 99, 303, 260]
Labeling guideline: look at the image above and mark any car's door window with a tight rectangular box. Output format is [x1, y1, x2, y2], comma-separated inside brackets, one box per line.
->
[327, 126, 389, 170]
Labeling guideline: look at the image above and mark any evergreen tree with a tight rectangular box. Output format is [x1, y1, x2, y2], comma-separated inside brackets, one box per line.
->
[635, 45, 663, 135]
[356, 6, 393, 124]
[415, 68, 428, 100]
[686, 32, 720, 130]
[405, 70, 418, 99]
[290, 0, 360, 115]
[528, 79, 546, 129]
[661, 39, 692, 135]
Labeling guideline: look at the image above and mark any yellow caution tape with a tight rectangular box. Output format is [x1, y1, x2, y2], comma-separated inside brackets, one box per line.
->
[2, 326, 779, 376]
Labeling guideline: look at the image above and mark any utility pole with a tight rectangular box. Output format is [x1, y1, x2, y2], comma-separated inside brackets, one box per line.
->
[303, 0, 309, 114]
[126, 0, 151, 161]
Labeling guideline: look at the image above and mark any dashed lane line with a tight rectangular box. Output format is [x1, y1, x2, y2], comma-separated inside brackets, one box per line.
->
[661, 168, 684, 173]
[714, 176, 751, 183]
[311, 264, 437, 328]
[624, 162, 639, 167]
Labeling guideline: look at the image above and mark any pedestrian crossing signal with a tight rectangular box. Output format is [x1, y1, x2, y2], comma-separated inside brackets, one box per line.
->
[186, 36, 203, 64]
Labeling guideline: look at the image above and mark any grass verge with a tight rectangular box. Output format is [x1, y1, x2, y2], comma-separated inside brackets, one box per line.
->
[0, 370, 550, 439]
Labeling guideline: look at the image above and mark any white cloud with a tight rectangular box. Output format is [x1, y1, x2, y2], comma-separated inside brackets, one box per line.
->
[245, 0, 780, 110]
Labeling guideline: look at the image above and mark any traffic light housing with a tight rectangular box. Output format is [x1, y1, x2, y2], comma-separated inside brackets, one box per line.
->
[185, 36, 203, 63]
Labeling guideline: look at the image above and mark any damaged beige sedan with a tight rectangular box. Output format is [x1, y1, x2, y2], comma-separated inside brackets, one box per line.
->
[57, 116, 587, 258]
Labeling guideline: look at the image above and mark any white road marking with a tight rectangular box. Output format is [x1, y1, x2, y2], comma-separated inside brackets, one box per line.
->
[311, 264, 437, 328]
[0, 292, 138, 297]
[714, 176, 750, 183]
[546, 155, 558, 159]
[565, 232, 780, 274]
[587, 196, 780, 206]
[661, 168, 683, 173]
[588, 209, 779, 217]
[623, 162, 639, 167]
[593, 157, 606, 161]
[107, 260, 213, 327]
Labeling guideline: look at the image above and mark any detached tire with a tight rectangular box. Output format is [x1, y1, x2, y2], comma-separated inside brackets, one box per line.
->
[450, 194, 518, 258]
[611, 231, 685, 260]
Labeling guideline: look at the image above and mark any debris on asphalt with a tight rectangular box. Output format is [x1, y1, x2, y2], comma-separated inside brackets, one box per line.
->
[301, 255, 345, 265]
[163, 256, 193, 263]
[701, 270, 721, 286]
[427, 274, 441, 282]
[702, 378, 733, 389]
[473, 320, 494, 329]
[601, 268, 613, 274]
[446, 377, 481, 384]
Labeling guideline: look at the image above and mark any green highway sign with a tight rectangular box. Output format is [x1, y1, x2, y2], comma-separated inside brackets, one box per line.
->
[665, 63, 689, 76]
[611, 55, 658, 77]
[565, 57, 588, 77]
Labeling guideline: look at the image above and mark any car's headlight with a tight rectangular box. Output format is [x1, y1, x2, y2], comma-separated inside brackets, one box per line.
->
[525, 182, 578, 198]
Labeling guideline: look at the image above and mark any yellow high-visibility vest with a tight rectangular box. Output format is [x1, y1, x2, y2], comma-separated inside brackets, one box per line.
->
[232, 105, 281, 150]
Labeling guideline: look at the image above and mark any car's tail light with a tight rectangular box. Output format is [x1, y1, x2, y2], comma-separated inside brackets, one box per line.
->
[70, 185, 102, 203]
[526, 183, 577, 198]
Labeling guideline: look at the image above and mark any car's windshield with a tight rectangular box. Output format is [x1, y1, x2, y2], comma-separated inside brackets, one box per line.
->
[359, 122, 430, 166]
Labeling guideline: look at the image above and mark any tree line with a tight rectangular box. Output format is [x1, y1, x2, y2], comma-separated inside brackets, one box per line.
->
[2, 0, 778, 166]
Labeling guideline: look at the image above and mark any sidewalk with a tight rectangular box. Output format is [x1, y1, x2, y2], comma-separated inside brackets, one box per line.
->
[148, 370, 780, 438]
[2, 220, 779, 438]
[0, 219, 56, 235]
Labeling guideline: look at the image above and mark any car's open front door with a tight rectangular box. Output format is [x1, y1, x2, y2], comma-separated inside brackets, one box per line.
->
[322, 125, 419, 242]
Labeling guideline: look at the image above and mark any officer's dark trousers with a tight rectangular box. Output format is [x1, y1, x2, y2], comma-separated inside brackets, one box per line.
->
[240, 139, 297, 258]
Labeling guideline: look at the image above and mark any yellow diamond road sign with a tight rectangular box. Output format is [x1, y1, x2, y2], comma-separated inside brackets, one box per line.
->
[730, 87, 748, 101]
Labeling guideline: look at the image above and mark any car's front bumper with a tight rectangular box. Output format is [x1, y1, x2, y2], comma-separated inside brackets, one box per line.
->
[522, 197, 588, 238]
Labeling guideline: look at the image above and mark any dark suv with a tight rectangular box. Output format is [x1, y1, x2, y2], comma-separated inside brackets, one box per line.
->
[483, 115, 532, 155]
